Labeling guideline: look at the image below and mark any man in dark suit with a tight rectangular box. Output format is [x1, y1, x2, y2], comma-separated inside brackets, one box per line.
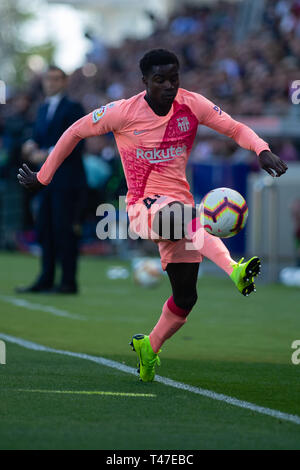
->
[17, 66, 87, 294]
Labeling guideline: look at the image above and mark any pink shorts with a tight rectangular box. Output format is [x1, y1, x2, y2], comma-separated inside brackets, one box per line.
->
[128, 194, 203, 270]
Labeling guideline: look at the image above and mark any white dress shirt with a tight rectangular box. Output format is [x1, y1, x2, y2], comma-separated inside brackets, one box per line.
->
[45, 93, 63, 122]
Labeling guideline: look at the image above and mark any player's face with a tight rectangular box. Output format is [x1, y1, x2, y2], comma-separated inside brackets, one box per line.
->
[144, 64, 179, 106]
[43, 70, 67, 97]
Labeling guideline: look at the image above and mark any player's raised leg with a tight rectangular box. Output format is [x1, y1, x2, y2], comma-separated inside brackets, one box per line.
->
[130, 262, 199, 382]
[186, 212, 261, 296]
[151, 200, 236, 277]
[151, 200, 261, 296]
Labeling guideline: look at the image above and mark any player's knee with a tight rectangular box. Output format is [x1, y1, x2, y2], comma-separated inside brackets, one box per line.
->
[173, 291, 198, 312]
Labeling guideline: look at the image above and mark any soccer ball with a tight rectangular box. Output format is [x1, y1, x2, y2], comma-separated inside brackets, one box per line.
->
[201, 187, 248, 238]
[133, 258, 162, 288]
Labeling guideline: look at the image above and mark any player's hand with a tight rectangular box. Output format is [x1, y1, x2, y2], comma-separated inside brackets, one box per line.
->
[17, 163, 44, 191]
[259, 150, 288, 178]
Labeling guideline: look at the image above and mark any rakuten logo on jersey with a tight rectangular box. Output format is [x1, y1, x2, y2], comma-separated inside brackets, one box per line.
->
[136, 145, 187, 163]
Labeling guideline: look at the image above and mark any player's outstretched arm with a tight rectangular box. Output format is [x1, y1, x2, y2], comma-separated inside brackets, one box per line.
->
[258, 150, 288, 178]
[193, 93, 288, 178]
[17, 102, 123, 190]
[17, 115, 90, 189]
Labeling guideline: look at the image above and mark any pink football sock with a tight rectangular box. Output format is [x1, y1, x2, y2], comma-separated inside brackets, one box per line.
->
[201, 231, 235, 275]
[187, 218, 235, 276]
[149, 296, 190, 353]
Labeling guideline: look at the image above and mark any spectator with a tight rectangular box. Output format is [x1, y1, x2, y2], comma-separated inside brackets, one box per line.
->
[16, 66, 87, 294]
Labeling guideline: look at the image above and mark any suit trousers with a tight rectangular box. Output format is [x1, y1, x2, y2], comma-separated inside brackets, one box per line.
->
[35, 185, 83, 287]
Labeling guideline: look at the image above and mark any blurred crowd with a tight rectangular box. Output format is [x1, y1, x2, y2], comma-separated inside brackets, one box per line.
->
[0, 0, 299, 245]
[66, 0, 300, 118]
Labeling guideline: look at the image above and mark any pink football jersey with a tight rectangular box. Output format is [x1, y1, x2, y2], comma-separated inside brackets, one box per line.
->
[37, 88, 270, 206]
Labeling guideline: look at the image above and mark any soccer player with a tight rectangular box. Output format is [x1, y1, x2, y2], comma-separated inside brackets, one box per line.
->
[18, 49, 288, 382]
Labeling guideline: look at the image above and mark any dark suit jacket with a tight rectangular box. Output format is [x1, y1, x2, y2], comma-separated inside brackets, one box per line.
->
[33, 95, 86, 189]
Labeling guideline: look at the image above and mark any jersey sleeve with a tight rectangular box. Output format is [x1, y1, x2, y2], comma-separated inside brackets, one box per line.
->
[37, 100, 125, 185]
[187, 92, 270, 156]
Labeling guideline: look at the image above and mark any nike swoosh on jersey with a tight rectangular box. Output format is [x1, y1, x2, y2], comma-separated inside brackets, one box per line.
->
[133, 130, 149, 135]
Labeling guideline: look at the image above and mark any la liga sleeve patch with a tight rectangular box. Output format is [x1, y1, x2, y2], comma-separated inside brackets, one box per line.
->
[92, 106, 107, 123]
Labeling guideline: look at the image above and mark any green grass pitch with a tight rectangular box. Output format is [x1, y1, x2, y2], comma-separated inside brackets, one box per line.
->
[0, 252, 300, 450]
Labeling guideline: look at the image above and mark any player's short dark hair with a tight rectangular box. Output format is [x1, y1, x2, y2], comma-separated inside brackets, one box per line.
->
[139, 49, 179, 76]
[47, 65, 67, 79]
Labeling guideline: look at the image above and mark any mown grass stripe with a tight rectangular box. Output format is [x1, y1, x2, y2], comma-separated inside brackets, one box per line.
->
[17, 389, 156, 397]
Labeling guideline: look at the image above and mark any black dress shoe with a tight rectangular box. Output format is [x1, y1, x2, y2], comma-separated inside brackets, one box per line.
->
[52, 284, 78, 294]
[15, 283, 53, 294]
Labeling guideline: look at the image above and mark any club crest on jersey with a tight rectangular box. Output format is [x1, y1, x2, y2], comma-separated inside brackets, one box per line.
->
[213, 105, 222, 115]
[177, 116, 190, 132]
[92, 106, 106, 123]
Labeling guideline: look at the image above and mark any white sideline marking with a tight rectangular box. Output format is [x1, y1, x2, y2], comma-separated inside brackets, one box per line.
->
[1, 332, 300, 426]
[0, 295, 84, 320]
